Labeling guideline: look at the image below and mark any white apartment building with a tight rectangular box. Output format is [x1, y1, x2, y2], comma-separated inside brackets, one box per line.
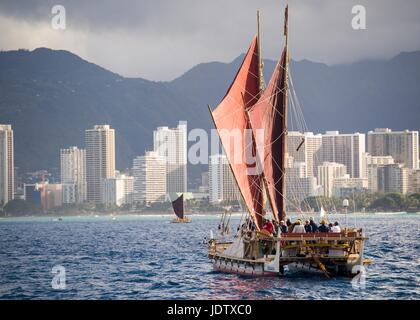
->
[102, 174, 134, 206]
[368, 128, 419, 170]
[285, 160, 321, 209]
[332, 174, 369, 197]
[62, 184, 77, 204]
[153, 121, 187, 194]
[0, 124, 14, 206]
[133, 152, 166, 204]
[317, 162, 347, 197]
[321, 131, 365, 178]
[60, 146, 86, 203]
[377, 163, 410, 194]
[287, 131, 322, 178]
[85, 125, 115, 204]
[364, 154, 395, 192]
[408, 170, 420, 194]
[209, 154, 240, 204]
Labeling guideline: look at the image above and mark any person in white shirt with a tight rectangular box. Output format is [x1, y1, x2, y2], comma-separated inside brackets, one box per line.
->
[331, 221, 341, 233]
[292, 220, 306, 233]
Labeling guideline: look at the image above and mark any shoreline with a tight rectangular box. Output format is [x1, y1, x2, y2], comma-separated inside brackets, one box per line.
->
[0, 210, 418, 220]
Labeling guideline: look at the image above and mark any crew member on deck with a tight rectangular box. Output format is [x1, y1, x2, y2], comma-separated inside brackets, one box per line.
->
[304, 220, 312, 233]
[292, 219, 306, 233]
[272, 220, 279, 237]
[246, 218, 256, 231]
[262, 219, 274, 235]
[318, 220, 329, 233]
[331, 221, 341, 233]
[287, 219, 295, 233]
[309, 217, 318, 233]
[279, 220, 288, 234]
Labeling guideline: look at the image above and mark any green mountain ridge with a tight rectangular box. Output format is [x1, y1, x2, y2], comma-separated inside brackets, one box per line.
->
[1, 48, 419, 184]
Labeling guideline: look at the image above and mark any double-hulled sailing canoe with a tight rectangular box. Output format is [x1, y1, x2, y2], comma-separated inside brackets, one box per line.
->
[171, 194, 191, 223]
[207, 6, 371, 277]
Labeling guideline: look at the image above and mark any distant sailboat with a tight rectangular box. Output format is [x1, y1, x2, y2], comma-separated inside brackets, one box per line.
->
[171, 194, 191, 223]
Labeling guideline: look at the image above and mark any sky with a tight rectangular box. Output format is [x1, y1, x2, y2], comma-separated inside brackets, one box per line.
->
[0, 0, 419, 81]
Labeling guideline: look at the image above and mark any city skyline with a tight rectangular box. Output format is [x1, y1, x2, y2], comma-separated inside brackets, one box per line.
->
[2, 121, 419, 210]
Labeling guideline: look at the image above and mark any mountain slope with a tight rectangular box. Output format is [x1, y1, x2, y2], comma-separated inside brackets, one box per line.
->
[1, 48, 419, 180]
[168, 51, 420, 134]
[0, 48, 205, 173]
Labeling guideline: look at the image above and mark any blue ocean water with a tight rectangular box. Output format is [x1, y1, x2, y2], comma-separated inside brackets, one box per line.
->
[0, 213, 418, 300]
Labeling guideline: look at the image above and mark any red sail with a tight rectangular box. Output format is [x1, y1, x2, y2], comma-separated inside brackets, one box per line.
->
[210, 36, 264, 229]
[172, 194, 184, 219]
[248, 49, 287, 222]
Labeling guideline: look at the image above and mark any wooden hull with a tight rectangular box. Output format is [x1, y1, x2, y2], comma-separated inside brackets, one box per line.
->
[208, 229, 370, 278]
[209, 252, 366, 278]
[171, 217, 192, 223]
[212, 258, 278, 277]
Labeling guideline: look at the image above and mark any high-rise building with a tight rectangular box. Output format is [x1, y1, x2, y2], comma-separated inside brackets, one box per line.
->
[85, 125, 115, 204]
[287, 131, 322, 178]
[209, 154, 240, 204]
[199, 172, 209, 193]
[153, 122, 187, 194]
[377, 164, 410, 194]
[367, 128, 419, 170]
[0, 124, 14, 206]
[60, 146, 86, 203]
[408, 170, 420, 194]
[133, 152, 166, 204]
[317, 162, 347, 197]
[102, 174, 134, 206]
[13, 166, 19, 195]
[285, 160, 321, 210]
[332, 174, 369, 198]
[39, 182, 63, 211]
[364, 154, 395, 192]
[62, 184, 77, 204]
[321, 131, 365, 178]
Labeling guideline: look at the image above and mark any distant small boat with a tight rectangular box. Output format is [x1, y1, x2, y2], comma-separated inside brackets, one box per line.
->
[171, 194, 191, 223]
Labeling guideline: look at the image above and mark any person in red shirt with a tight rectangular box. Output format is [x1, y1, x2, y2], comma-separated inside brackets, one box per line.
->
[262, 219, 274, 235]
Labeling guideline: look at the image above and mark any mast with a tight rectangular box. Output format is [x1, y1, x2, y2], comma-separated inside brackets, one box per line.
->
[256, 10, 268, 220]
[257, 10, 265, 92]
[280, 5, 289, 221]
[246, 5, 291, 223]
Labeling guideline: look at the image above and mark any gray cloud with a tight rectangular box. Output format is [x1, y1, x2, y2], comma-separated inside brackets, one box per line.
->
[0, 0, 419, 80]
